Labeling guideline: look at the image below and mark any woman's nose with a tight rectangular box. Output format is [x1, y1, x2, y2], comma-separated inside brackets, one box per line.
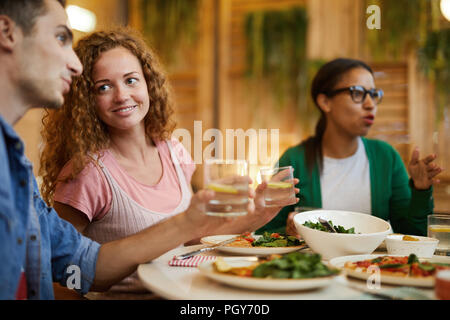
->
[362, 94, 376, 109]
[114, 85, 130, 103]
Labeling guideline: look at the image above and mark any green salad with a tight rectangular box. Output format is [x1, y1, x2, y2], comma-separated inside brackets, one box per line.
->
[252, 252, 339, 279]
[303, 220, 356, 234]
[252, 232, 303, 247]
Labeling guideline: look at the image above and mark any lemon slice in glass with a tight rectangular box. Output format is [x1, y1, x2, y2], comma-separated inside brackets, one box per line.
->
[207, 183, 239, 194]
[267, 181, 292, 189]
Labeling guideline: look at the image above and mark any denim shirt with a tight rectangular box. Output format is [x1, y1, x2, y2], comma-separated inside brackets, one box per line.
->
[0, 116, 100, 299]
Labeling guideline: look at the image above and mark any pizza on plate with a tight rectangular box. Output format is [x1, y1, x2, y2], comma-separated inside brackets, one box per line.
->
[225, 232, 255, 248]
[225, 232, 304, 248]
[213, 252, 339, 279]
[344, 254, 450, 278]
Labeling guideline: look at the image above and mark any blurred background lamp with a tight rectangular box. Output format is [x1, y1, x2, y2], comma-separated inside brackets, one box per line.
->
[66, 5, 97, 33]
[441, 0, 450, 21]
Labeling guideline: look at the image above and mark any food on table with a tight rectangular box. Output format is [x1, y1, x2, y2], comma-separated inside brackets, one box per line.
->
[343, 254, 450, 278]
[225, 232, 303, 248]
[214, 258, 237, 273]
[213, 252, 339, 279]
[402, 235, 419, 241]
[213, 257, 261, 276]
[252, 232, 303, 247]
[225, 233, 256, 248]
[303, 220, 356, 234]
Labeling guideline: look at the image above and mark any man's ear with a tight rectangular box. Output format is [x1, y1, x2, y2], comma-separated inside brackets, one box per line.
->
[316, 93, 331, 113]
[0, 15, 20, 52]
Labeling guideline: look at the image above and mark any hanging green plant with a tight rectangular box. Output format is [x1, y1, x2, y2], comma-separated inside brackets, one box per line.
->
[244, 7, 321, 125]
[364, 0, 426, 62]
[365, 0, 448, 124]
[418, 28, 450, 124]
[140, 0, 199, 66]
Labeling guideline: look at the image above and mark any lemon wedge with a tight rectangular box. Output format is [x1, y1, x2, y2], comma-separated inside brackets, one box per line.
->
[267, 182, 292, 189]
[429, 227, 450, 233]
[402, 235, 419, 241]
[207, 183, 238, 194]
[214, 258, 232, 272]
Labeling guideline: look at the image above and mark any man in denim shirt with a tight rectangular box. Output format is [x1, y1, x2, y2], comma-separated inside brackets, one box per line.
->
[0, 0, 100, 299]
[0, 0, 286, 300]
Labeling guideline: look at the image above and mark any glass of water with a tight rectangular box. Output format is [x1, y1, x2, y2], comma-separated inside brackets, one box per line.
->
[260, 166, 297, 207]
[428, 214, 450, 256]
[204, 159, 249, 217]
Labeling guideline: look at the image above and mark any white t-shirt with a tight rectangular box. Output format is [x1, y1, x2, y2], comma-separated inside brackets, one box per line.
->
[320, 137, 372, 214]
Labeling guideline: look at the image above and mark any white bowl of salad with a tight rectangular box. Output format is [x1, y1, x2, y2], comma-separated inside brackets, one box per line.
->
[293, 209, 392, 260]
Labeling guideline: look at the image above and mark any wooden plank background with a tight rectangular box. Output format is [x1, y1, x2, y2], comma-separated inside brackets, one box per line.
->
[127, 0, 448, 211]
[12, 0, 446, 212]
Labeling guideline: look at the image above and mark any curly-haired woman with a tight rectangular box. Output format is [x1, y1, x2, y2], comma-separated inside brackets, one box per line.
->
[39, 28, 291, 297]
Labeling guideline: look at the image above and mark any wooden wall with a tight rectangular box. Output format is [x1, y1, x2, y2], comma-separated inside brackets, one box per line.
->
[131, 0, 449, 211]
[12, 0, 447, 211]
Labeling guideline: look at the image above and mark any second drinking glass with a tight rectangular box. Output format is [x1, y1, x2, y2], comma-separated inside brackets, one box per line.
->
[260, 165, 297, 207]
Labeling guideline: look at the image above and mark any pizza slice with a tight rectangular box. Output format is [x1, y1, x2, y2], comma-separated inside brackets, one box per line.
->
[344, 254, 450, 278]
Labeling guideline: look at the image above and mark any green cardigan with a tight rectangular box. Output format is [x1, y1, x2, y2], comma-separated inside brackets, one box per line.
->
[256, 138, 434, 236]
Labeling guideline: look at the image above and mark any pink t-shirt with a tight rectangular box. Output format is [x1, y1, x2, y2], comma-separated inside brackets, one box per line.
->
[54, 139, 195, 221]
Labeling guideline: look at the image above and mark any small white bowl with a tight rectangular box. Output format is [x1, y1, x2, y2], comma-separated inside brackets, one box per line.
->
[294, 209, 392, 260]
[385, 234, 439, 258]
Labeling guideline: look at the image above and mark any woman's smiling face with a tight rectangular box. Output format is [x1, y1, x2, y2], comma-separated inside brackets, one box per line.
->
[92, 46, 150, 132]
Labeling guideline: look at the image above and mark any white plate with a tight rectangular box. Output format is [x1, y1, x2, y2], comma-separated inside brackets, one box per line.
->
[200, 234, 306, 255]
[197, 260, 336, 291]
[329, 254, 450, 288]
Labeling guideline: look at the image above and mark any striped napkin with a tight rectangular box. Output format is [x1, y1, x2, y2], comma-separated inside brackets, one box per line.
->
[169, 255, 217, 267]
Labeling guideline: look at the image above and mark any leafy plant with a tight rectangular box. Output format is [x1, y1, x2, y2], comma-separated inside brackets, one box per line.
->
[417, 29, 450, 124]
[364, 0, 448, 124]
[244, 7, 323, 124]
[140, 0, 199, 66]
[364, 0, 428, 61]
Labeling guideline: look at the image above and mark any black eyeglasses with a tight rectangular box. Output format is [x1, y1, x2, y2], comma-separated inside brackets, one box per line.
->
[325, 86, 384, 104]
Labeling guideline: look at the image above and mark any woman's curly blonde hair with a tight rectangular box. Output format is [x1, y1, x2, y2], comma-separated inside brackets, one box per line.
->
[39, 27, 176, 205]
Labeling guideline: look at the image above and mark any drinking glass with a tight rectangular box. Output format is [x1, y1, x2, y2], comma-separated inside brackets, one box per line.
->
[427, 214, 450, 256]
[203, 159, 249, 217]
[260, 166, 297, 207]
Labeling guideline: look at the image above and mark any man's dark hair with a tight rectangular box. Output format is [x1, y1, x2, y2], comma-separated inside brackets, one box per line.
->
[0, 0, 66, 35]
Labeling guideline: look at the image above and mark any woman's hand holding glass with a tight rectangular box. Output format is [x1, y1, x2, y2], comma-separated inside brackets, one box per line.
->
[253, 178, 300, 227]
[186, 177, 300, 237]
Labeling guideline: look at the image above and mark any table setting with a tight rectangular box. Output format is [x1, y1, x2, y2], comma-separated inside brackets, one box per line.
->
[138, 164, 450, 300]
[137, 210, 449, 300]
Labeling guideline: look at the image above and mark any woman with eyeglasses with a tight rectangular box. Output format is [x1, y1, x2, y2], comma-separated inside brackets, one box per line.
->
[257, 58, 443, 237]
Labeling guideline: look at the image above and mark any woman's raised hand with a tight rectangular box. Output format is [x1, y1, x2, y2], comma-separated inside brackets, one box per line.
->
[408, 147, 444, 190]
